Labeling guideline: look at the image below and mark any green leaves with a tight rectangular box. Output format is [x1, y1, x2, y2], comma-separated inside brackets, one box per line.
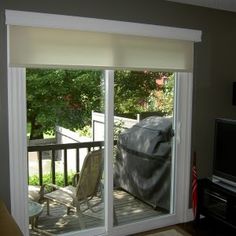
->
[114, 71, 157, 113]
[114, 70, 174, 115]
[27, 69, 174, 139]
[26, 69, 103, 139]
[28, 172, 75, 187]
[156, 73, 174, 115]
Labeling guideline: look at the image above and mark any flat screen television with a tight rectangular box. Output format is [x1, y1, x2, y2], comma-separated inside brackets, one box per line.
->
[213, 118, 236, 187]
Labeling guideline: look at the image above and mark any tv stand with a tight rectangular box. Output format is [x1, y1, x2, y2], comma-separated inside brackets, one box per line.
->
[196, 178, 236, 230]
[213, 179, 236, 193]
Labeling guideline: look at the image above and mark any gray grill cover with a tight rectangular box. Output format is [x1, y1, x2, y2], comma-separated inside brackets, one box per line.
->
[114, 116, 172, 211]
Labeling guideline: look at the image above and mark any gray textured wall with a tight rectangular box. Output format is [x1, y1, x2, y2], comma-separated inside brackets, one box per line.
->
[1, 0, 236, 209]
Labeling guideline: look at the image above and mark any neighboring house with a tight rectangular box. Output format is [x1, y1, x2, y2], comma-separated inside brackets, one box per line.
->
[1, 0, 236, 235]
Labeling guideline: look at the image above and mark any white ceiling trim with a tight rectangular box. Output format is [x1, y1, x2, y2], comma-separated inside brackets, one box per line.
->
[168, 0, 236, 13]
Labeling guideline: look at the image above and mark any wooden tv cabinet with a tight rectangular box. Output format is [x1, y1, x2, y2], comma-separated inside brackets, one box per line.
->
[196, 178, 236, 230]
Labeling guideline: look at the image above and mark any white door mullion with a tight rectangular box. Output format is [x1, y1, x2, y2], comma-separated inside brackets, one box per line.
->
[175, 72, 193, 223]
[170, 73, 178, 215]
[104, 70, 114, 234]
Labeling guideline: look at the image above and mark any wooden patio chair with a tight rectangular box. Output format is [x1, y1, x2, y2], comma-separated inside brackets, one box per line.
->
[44, 149, 104, 228]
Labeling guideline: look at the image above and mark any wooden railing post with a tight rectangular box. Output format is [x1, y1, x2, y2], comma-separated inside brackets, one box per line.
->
[27, 140, 108, 187]
[51, 150, 56, 184]
[38, 151, 43, 186]
[76, 148, 80, 173]
[64, 149, 68, 186]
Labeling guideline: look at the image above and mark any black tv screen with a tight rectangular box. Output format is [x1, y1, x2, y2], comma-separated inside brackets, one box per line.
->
[213, 118, 236, 185]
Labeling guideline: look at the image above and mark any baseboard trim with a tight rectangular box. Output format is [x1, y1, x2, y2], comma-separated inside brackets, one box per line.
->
[186, 208, 194, 222]
[185, 208, 205, 223]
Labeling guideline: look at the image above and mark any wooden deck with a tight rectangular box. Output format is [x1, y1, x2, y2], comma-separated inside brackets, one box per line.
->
[30, 190, 166, 235]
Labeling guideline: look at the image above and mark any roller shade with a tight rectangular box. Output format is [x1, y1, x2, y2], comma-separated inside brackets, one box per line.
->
[9, 25, 194, 71]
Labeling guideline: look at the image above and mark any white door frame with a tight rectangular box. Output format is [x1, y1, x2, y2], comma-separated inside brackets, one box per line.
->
[6, 10, 199, 235]
[7, 68, 193, 236]
[7, 68, 29, 236]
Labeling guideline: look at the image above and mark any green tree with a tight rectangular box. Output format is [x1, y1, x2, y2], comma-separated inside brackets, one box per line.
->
[27, 69, 103, 139]
[114, 71, 159, 114]
[27, 69, 174, 139]
[156, 73, 174, 115]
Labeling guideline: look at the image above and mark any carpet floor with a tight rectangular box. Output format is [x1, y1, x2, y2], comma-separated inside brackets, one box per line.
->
[132, 225, 191, 236]
[137, 228, 189, 236]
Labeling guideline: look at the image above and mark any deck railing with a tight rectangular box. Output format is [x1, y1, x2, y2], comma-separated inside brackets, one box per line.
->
[27, 141, 105, 186]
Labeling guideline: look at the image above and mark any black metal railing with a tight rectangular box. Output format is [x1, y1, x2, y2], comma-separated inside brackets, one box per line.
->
[27, 141, 104, 186]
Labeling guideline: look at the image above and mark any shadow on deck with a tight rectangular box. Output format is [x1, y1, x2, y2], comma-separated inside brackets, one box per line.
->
[30, 190, 166, 235]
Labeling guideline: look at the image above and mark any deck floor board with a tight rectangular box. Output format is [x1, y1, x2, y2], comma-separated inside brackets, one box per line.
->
[30, 190, 166, 235]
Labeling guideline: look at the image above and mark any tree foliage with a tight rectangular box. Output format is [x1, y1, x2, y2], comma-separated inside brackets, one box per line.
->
[155, 73, 175, 115]
[27, 69, 174, 139]
[27, 69, 103, 139]
[114, 71, 159, 113]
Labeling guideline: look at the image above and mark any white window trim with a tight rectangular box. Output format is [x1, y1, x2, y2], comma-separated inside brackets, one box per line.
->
[7, 67, 29, 235]
[6, 10, 199, 235]
[5, 10, 201, 42]
[104, 70, 114, 234]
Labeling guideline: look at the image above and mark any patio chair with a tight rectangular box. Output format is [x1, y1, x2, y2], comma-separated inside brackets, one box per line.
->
[44, 149, 104, 228]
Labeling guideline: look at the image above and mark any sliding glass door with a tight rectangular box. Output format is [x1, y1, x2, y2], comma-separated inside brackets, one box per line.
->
[7, 11, 199, 236]
[10, 65, 191, 235]
[112, 70, 176, 227]
[26, 69, 107, 235]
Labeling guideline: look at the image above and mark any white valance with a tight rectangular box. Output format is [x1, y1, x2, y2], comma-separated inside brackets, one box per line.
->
[6, 10, 201, 71]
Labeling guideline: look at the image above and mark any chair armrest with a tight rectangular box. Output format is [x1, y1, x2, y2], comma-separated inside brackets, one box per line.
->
[44, 184, 75, 199]
[44, 184, 69, 194]
[45, 183, 60, 190]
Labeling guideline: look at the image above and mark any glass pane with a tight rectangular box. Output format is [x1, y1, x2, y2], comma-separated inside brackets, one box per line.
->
[113, 70, 175, 226]
[27, 69, 105, 234]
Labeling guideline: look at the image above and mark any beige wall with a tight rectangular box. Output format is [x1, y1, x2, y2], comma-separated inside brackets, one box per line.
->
[1, 0, 236, 208]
